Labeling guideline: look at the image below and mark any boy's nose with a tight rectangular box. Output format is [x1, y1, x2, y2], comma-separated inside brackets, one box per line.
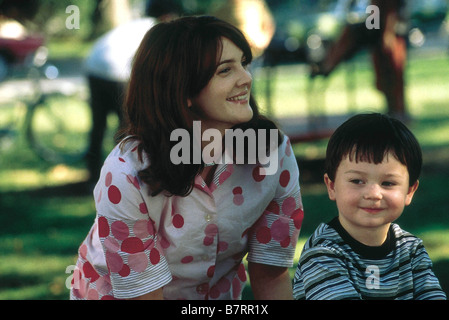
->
[363, 184, 382, 200]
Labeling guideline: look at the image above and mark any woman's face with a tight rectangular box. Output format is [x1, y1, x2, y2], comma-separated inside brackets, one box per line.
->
[190, 37, 253, 134]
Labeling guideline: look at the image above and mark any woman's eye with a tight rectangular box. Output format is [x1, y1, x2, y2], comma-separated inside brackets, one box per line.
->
[218, 67, 231, 75]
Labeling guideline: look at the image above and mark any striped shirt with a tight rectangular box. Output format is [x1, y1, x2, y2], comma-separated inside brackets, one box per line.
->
[293, 218, 446, 300]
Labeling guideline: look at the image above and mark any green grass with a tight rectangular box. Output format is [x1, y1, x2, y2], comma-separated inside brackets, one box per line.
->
[1, 50, 449, 300]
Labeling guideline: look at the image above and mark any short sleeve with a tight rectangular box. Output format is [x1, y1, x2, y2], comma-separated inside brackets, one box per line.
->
[94, 150, 172, 299]
[246, 137, 304, 267]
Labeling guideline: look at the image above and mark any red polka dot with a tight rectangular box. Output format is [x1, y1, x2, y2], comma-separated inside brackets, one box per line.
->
[128, 252, 148, 272]
[218, 241, 228, 252]
[209, 285, 220, 299]
[133, 220, 150, 239]
[103, 237, 120, 253]
[207, 265, 215, 278]
[271, 218, 289, 241]
[139, 202, 148, 214]
[172, 214, 184, 228]
[111, 221, 129, 240]
[96, 189, 102, 203]
[252, 166, 265, 182]
[87, 288, 99, 300]
[292, 208, 304, 229]
[83, 261, 99, 282]
[280, 236, 291, 248]
[143, 238, 155, 250]
[256, 226, 271, 244]
[149, 248, 160, 265]
[118, 157, 125, 162]
[237, 263, 247, 282]
[282, 197, 296, 216]
[79, 244, 88, 259]
[218, 171, 231, 184]
[147, 220, 155, 236]
[181, 256, 194, 264]
[266, 201, 280, 215]
[233, 194, 244, 206]
[121, 237, 144, 254]
[159, 236, 170, 249]
[279, 170, 290, 187]
[285, 140, 292, 156]
[232, 186, 242, 195]
[126, 174, 140, 190]
[108, 185, 121, 204]
[203, 236, 214, 246]
[118, 264, 130, 277]
[105, 172, 112, 187]
[98, 216, 110, 238]
[232, 278, 242, 299]
[205, 224, 218, 237]
[105, 251, 123, 273]
[96, 277, 112, 295]
[216, 278, 231, 293]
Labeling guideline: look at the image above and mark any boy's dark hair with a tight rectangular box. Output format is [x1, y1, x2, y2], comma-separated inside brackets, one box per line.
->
[325, 113, 422, 186]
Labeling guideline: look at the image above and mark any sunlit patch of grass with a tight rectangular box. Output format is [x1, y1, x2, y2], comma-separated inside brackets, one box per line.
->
[0, 165, 89, 192]
[418, 229, 449, 262]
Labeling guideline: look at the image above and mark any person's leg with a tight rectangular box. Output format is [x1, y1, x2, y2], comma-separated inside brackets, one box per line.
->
[372, 35, 406, 116]
[86, 75, 125, 182]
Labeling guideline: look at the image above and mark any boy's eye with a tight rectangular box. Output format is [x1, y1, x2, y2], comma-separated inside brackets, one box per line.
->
[382, 181, 396, 187]
[349, 179, 363, 185]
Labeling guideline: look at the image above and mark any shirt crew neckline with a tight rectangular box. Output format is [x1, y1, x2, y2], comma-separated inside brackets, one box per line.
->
[328, 217, 396, 260]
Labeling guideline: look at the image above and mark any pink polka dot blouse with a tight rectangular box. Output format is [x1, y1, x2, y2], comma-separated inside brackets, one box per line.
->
[70, 135, 304, 300]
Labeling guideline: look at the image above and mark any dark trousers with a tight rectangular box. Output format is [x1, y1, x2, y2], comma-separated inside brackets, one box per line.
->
[86, 74, 127, 182]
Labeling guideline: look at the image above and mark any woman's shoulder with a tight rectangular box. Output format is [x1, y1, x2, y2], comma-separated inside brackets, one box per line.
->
[104, 137, 148, 173]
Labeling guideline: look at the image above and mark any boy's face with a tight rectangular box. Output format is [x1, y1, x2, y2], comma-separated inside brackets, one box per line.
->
[324, 152, 419, 244]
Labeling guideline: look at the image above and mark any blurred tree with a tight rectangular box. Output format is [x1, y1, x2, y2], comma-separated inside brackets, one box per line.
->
[0, 0, 40, 22]
[0, 0, 133, 40]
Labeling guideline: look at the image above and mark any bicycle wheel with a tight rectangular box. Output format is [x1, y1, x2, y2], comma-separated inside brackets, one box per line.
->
[25, 92, 91, 163]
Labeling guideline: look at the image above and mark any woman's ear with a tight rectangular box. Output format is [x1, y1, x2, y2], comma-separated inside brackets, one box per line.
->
[187, 98, 192, 108]
[324, 173, 336, 201]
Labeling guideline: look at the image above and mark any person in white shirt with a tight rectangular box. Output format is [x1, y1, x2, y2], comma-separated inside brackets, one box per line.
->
[84, 0, 181, 184]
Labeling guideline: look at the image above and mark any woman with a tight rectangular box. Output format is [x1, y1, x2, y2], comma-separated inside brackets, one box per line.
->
[70, 16, 304, 300]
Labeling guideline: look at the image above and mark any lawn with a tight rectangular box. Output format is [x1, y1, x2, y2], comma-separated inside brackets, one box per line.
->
[1, 48, 449, 300]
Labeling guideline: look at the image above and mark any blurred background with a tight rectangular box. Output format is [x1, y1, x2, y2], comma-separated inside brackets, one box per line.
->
[0, 0, 448, 299]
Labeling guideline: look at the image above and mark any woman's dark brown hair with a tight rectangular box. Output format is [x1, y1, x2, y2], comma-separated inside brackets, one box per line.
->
[121, 16, 282, 196]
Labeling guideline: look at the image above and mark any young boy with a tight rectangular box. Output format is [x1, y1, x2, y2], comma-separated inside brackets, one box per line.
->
[293, 113, 446, 300]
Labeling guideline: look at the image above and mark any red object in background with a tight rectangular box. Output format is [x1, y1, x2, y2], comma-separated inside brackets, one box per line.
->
[0, 33, 44, 64]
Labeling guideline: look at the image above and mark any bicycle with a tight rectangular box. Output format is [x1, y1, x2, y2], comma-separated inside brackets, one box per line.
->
[0, 45, 91, 164]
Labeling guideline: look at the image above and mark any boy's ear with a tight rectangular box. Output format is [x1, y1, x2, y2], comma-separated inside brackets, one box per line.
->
[405, 180, 419, 206]
[324, 173, 336, 201]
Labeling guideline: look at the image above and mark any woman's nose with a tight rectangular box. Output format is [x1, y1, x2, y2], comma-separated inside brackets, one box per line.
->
[237, 67, 252, 88]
